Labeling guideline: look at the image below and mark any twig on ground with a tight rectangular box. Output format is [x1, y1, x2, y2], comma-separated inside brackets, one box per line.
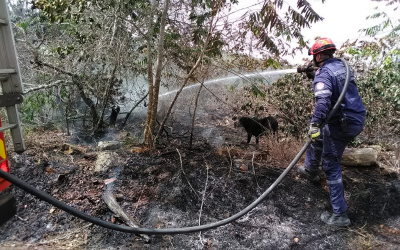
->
[345, 224, 369, 238]
[380, 202, 387, 214]
[169, 236, 176, 250]
[224, 146, 233, 189]
[198, 158, 210, 250]
[37, 224, 92, 245]
[252, 152, 261, 189]
[17, 216, 27, 221]
[132, 184, 146, 217]
[346, 228, 368, 238]
[102, 190, 150, 242]
[198, 160, 209, 226]
[176, 149, 200, 200]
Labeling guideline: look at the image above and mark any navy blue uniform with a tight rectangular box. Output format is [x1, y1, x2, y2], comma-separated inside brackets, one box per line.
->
[305, 58, 366, 214]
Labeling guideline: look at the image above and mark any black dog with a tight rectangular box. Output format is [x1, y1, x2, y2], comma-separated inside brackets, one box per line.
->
[238, 116, 278, 146]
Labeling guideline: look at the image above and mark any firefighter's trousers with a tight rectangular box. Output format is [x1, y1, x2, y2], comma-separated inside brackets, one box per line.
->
[305, 123, 364, 214]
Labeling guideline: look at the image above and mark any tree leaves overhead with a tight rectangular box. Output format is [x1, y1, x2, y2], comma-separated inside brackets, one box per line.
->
[248, 0, 324, 56]
[296, 0, 324, 24]
[361, 18, 393, 36]
[360, 0, 399, 38]
[288, 6, 309, 28]
[260, 32, 280, 55]
[371, 0, 399, 6]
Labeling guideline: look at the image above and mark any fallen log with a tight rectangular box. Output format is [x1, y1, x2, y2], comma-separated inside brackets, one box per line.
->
[102, 190, 150, 242]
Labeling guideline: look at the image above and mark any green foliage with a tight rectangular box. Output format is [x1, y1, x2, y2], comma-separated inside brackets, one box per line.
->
[16, 21, 29, 30]
[266, 73, 314, 136]
[339, 1, 400, 138]
[243, 81, 266, 98]
[357, 65, 400, 134]
[20, 91, 57, 124]
[264, 58, 282, 69]
[32, 0, 89, 23]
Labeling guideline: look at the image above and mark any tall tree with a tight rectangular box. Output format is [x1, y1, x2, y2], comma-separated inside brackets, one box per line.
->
[9, 0, 327, 143]
[144, 0, 170, 147]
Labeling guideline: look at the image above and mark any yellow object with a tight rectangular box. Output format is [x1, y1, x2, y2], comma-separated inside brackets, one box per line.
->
[311, 131, 320, 139]
[0, 138, 5, 159]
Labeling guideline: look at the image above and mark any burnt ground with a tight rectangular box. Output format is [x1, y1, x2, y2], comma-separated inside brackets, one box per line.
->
[1, 82, 400, 250]
[0, 123, 399, 250]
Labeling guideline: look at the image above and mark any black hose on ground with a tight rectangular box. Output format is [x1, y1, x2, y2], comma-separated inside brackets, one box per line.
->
[0, 59, 351, 235]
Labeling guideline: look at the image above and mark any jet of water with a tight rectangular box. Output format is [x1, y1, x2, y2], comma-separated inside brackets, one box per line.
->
[159, 68, 298, 97]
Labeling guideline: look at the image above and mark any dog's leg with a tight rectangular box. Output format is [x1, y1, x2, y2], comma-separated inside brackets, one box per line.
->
[247, 133, 252, 144]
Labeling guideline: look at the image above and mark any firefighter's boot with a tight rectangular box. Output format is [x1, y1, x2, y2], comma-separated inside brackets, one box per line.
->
[297, 166, 320, 183]
[320, 211, 351, 227]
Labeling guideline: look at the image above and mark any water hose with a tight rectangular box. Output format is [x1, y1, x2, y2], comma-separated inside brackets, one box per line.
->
[0, 59, 351, 235]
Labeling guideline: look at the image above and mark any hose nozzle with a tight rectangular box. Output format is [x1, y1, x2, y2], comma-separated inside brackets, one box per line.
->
[297, 64, 316, 73]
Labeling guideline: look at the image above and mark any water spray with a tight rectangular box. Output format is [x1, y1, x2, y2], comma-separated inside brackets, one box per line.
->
[0, 59, 351, 235]
[160, 68, 298, 98]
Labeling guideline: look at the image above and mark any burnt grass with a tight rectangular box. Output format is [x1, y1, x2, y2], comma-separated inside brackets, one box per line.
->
[0, 128, 400, 250]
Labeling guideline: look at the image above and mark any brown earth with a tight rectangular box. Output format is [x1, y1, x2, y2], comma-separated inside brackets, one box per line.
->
[0, 121, 399, 250]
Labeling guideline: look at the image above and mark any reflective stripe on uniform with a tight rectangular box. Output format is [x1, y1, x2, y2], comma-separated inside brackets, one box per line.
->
[326, 178, 342, 185]
[315, 90, 332, 96]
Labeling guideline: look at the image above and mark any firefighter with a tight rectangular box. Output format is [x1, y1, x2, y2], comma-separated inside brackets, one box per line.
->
[298, 38, 366, 227]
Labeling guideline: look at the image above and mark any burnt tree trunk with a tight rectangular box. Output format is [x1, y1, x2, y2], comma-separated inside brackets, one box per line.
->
[94, 63, 119, 132]
[72, 76, 99, 127]
[143, 1, 155, 147]
[122, 92, 148, 127]
[189, 78, 205, 147]
[144, 0, 169, 147]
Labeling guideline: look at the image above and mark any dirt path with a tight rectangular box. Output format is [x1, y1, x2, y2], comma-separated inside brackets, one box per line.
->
[0, 127, 399, 249]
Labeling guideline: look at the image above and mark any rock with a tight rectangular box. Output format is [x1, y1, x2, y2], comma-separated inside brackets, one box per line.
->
[378, 162, 398, 176]
[104, 178, 116, 185]
[239, 164, 248, 172]
[357, 183, 366, 190]
[130, 146, 146, 153]
[390, 180, 400, 193]
[97, 141, 121, 151]
[95, 151, 119, 172]
[233, 159, 245, 168]
[83, 152, 97, 161]
[341, 148, 378, 167]
[62, 143, 86, 155]
[216, 147, 242, 157]
[247, 151, 269, 161]
[143, 166, 159, 174]
[366, 145, 382, 153]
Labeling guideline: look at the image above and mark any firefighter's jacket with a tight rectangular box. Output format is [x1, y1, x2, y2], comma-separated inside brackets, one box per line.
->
[311, 58, 366, 126]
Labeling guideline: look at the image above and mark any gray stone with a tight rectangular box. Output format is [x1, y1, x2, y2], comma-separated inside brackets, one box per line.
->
[97, 141, 121, 151]
[367, 145, 382, 153]
[95, 151, 119, 172]
[62, 143, 86, 155]
[378, 162, 398, 176]
[341, 148, 378, 167]
[390, 180, 400, 193]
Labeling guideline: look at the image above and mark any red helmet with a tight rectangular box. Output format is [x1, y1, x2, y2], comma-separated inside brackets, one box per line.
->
[308, 37, 336, 55]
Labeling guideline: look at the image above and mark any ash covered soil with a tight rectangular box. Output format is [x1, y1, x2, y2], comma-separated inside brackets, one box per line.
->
[1, 124, 400, 250]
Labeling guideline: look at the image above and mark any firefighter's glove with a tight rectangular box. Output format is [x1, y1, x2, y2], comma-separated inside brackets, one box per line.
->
[306, 71, 315, 80]
[308, 123, 320, 141]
